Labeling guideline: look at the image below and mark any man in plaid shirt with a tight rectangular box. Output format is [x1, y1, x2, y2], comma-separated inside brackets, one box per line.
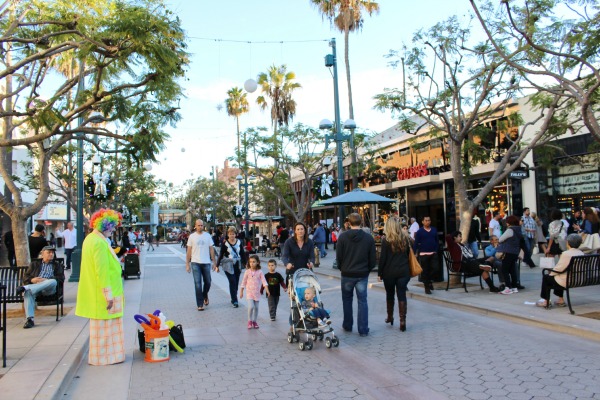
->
[16, 246, 65, 329]
[521, 208, 537, 269]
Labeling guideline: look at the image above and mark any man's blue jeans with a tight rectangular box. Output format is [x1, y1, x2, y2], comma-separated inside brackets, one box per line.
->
[316, 242, 326, 257]
[23, 279, 57, 318]
[191, 262, 212, 307]
[341, 276, 369, 335]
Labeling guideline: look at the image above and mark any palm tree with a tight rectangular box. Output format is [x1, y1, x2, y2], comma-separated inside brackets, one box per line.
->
[256, 64, 301, 140]
[311, 0, 380, 188]
[225, 87, 249, 166]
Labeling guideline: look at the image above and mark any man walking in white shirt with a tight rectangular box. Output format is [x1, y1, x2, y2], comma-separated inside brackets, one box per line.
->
[408, 217, 419, 239]
[61, 222, 77, 270]
[186, 219, 218, 311]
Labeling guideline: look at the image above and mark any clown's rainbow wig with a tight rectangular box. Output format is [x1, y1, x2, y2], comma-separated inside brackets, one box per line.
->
[89, 208, 122, 232]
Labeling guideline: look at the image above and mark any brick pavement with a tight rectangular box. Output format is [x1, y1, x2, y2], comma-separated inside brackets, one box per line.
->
[3, 244, 600, 399]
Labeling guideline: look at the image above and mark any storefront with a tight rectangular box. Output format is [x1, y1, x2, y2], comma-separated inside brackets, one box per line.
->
[535, 134, 600, 220]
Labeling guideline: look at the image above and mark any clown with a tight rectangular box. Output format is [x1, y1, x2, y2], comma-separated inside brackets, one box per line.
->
[75, 208, 125, 366]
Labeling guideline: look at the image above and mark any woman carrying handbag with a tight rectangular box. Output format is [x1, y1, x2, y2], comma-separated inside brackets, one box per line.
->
[377, 217, 412, 332]
[216, 227, 247, 308]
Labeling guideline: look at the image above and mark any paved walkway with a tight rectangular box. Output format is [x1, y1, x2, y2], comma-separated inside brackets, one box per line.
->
[1, 244, 599, 399]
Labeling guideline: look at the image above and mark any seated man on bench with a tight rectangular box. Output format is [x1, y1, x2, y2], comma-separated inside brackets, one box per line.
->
[17, 246, 65, 329]
[447, 231, 499, 293]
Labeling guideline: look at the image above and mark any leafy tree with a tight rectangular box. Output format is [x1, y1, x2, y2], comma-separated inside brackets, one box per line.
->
[310, 0, 380, 188]
[256, 64, 301, 144]
[243, 124, 332, 223]
[374, 15, 571, 239]
[470, 0, 600, 144]
[225, 86, 249, 166]
[0, 0, 189, 265]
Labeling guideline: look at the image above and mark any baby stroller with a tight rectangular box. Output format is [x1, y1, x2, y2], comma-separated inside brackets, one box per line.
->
[287, 268, 339, 351]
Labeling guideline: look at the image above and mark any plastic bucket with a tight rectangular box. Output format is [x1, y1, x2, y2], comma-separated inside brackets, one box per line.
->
[144, 328, 170, 363]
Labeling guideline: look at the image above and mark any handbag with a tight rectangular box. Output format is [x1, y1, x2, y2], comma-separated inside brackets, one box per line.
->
[539, 256, 556, 269]
[168, 324, 186, 352]
[408, 247, 423, 277]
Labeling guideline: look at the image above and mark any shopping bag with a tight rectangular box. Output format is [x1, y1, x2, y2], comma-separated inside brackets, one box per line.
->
[539, 256, 555, 270]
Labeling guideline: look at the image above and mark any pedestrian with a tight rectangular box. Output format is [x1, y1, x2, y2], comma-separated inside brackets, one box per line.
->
[28, 224, 48, 260]
[313, 223, 327, 258]
[186, 219, 218, 311]
[531, 212, 547, 255]
[239, 254, 269, 329]
[216, 227, 246, 308]
[497, 215, 525, 294]
[545, 209, 567, 257]
[75, 208, 125, 366]
[262, 259, 287, 321]
[377, 216, 411, 331]
[488, 211, 502, 238]
[468, 209, 482, 257]
[60, 222, 77, 270]
[408, 217, 419, 239]
[331, 226, 339, 250]
[520, 207, 537, 268]
[282, 222, 315, 278]
[335, 212, 376, 337]
[413, 216, 439, 295]
[579, 207, 600, 234]
[146, 230, 155, 251]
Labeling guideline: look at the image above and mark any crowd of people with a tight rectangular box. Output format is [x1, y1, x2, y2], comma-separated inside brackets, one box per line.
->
[8, 203, 599, 368]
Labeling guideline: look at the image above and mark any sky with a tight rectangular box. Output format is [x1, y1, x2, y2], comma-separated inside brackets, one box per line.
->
[155, 0, 473, 186]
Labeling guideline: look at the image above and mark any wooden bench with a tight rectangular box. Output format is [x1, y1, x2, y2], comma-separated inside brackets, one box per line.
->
[542, 254, 600, 314]
[442, 250, 483, 292]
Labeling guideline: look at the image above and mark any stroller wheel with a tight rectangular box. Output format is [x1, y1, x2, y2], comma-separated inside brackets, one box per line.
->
[332, 337, 340, 347]
[325, 337, 332, 348]
[287, 332, 294, 343]
[299, 342, 305, 351]
[311, 334, 318, 341]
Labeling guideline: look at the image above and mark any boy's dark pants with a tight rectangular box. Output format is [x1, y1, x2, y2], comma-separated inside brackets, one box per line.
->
[268, 294, 280, 319]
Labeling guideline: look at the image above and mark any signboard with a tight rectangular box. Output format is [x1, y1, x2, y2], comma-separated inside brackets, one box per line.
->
[35, 203, 68, 221]
[509, 170, 529, 179]
[553, 172, 600, 195]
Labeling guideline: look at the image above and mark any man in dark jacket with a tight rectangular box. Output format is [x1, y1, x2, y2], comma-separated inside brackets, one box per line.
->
[17, 246, 64, 329]
[313, 223, 327, 258]
[335, 213, 376, 337]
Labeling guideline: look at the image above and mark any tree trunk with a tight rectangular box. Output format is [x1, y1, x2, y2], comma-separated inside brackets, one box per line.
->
[12, 212, 31, 267]
[343, 29, 358, 190]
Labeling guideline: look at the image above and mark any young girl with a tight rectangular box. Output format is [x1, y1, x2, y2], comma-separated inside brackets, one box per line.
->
[240, 255, 270, 329]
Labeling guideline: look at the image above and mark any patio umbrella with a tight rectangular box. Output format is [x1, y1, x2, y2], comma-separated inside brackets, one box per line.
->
[320, 188, 397, 205]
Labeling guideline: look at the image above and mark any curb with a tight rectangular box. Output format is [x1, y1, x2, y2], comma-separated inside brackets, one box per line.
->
[312, 269, 600, 343]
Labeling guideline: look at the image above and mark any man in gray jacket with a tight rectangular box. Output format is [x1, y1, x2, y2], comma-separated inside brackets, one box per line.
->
[336, 213, 376, 337]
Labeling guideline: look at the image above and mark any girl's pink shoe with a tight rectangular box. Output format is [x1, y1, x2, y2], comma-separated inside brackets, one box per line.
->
[247, 321, 253, 329]
[252, 321, 259, 329]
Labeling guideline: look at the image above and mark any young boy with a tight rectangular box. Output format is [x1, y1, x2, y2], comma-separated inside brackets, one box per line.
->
[262, 259, 287, 321]
[301, 287, 331, 328]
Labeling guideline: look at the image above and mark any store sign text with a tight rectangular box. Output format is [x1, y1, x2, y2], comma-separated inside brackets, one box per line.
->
[397, 164, 429, 181]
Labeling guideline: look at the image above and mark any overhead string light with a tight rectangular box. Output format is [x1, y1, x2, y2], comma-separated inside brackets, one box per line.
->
[189, 36, 329, 94]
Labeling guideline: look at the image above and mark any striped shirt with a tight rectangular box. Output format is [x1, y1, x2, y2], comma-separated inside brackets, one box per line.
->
[39, 262, 54, 279]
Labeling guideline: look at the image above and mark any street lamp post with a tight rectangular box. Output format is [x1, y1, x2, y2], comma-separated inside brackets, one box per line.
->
[236, 173, 255, 239]
[320, 38, 356, 226]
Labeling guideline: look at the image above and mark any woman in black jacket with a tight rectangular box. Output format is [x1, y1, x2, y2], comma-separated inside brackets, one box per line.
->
[377, 217, 411, 332]
[216, 227, 247, 308]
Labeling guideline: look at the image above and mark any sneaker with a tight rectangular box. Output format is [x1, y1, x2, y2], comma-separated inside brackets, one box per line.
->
[498, 284, 506, 292]
[247, 321, 253, 329]
[499, 287, 513, 295]
[536, 299, 550, 308]
[325, 319, 332, 325]
[252, 321, 259, 329]
[232, 302, 239, 308]
[511, 288, 519, 293]
[23, 318, 34, 329]
[516, 285, 525, 290]
[16, 286, 26, 295]
[270, 317, 275, 321]
[489, 286, 500, 293]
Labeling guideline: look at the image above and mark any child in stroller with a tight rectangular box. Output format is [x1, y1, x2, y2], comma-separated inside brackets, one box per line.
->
[301, 287, 331, 328]
[287, 269, 339, 350]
